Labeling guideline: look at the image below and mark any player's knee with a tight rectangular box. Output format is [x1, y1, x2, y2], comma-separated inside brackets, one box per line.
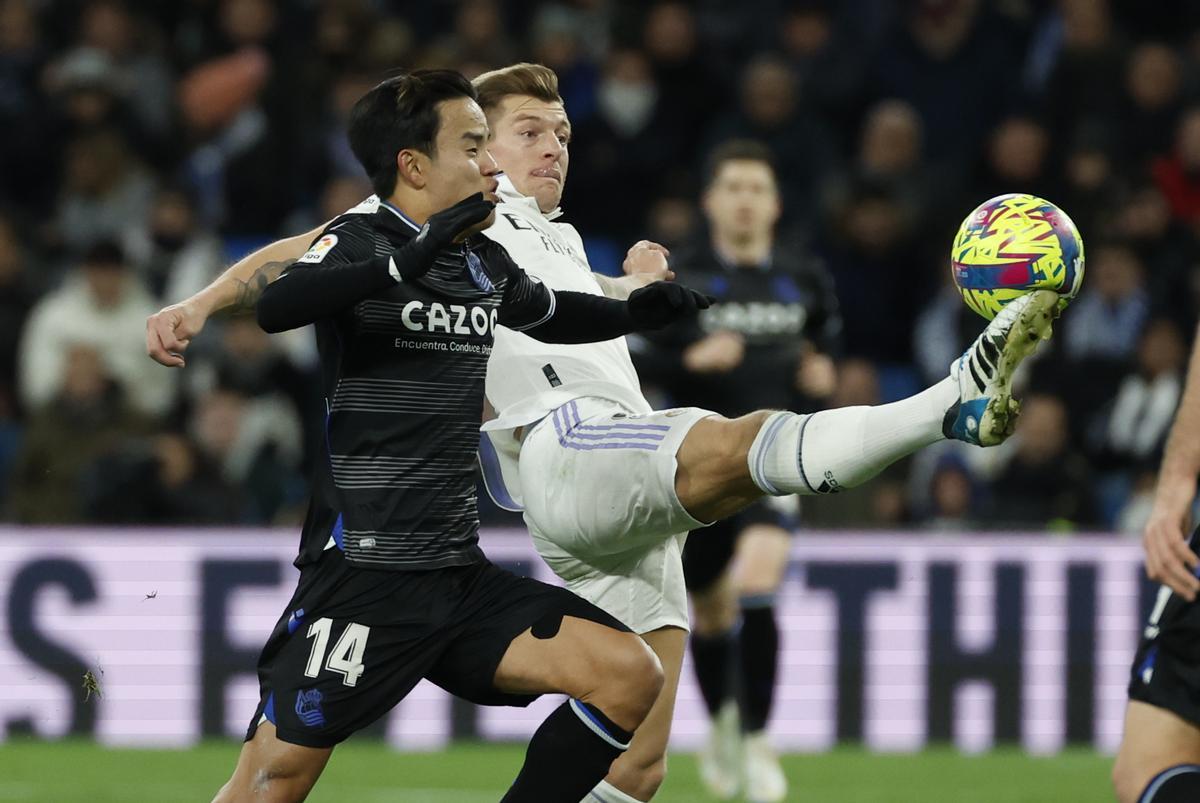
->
[598, 638, 664, 726]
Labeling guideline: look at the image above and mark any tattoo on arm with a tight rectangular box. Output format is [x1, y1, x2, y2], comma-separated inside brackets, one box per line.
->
[227, 260, 290, 314]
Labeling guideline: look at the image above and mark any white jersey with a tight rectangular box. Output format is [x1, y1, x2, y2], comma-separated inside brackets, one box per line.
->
[476, 176, 653, 509]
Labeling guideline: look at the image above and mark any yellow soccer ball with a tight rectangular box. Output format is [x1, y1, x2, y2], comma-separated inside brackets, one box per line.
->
[951, 193, 1085, 320]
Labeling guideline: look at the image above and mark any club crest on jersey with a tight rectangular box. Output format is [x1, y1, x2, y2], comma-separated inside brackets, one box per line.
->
[298, 234, 338, 264]
[466, 251, 493, 292]
[295, 688, 325, 727]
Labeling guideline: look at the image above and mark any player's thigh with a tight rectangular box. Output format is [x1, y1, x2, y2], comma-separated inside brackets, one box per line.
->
[606, 626, 687, 797]
[216, 722, 331, 803]
[520, 400, 714, 554]
[674, 412, 772, 523]
[493, 614, 660, 699]
[731, 523, 792, 596]
[684, 517, 739, 635]
[1113, 701, 1200, 803]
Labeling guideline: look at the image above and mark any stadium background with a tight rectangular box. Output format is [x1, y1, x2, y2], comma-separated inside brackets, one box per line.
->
[1, 0, 1196, 799]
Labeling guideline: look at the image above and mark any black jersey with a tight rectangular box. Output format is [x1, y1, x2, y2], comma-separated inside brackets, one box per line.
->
[289, 199, 558, 570]
[632, 240, 841, 416]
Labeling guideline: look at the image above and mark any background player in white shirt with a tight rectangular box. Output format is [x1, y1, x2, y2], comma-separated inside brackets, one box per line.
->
[147, 64, 1059, 803]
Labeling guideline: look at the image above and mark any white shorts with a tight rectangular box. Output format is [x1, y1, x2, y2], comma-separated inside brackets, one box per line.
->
[518, 397, 715, 633]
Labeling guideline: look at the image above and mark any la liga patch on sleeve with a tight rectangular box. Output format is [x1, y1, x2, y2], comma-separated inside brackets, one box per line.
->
[298, 234, 338, 264]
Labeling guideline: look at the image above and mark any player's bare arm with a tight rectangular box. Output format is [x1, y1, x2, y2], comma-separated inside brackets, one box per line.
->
[145, 225, 320, 367]
[1144, 323, 1200, 601]
[593, 240, 675, 300]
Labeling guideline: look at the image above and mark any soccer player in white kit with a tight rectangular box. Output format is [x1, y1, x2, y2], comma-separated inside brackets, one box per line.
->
[147, 64, 1059, 803]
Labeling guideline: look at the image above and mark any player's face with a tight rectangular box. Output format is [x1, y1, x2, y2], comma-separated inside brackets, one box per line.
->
[702, 160, 781, 242]
[427, 97, 499, 230]
[486, 95, 571, 213]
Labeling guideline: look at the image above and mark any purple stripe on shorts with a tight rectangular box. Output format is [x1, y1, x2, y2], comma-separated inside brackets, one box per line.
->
[558, 439, 660, 451]
[559, 429, 665, 441]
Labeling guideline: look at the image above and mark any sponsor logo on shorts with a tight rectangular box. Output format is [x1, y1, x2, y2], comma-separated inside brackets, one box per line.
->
[295, 688, 325, 727]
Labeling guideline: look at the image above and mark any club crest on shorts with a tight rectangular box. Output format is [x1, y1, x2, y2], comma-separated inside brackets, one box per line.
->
[295, 688, 325, 727]
[466, 251, 493, 292]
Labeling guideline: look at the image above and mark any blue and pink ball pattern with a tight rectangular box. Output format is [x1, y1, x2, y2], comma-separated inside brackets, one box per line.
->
[951, 193, 1085, 321]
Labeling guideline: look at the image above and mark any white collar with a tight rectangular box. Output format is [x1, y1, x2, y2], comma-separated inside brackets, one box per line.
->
[496, 173, 563, 221]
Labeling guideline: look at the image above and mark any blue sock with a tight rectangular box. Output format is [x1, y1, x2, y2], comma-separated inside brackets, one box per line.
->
[1139, 765, 1200, 802]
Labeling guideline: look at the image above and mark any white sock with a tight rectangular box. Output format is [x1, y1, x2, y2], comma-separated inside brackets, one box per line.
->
[583, 779, 645, 803]
[748, 377, 956, 495]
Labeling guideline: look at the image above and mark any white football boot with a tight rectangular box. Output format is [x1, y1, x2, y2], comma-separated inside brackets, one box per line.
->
[742, 730, 787, 803]
[698, 700, 741, 799]
[943, 289, 1058, 446]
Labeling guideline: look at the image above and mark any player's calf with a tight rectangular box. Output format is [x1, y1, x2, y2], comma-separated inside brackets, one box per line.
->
[213, 723, 331, 803]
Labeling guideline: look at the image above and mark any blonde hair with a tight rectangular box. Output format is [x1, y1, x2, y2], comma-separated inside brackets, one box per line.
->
[472, 63, 563, 118]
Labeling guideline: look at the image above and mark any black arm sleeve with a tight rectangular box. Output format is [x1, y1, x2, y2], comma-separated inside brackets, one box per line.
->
[257, 255, 396, 333]
[493, 250, 639, 343]
[519, 290, 637, 344]
[256, 220, 436, 333]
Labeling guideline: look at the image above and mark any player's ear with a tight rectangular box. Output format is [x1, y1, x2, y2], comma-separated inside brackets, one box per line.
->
[397, 149, 427, 190]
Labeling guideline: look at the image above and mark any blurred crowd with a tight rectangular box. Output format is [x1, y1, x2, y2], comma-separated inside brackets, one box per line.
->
[1, 0, 1199, 533]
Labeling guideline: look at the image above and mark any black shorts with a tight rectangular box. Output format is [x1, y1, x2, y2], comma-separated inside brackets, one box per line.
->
[1128, 526, 1200, 728]
[246, 547, 630, 748]
[683, 498, 797, 593]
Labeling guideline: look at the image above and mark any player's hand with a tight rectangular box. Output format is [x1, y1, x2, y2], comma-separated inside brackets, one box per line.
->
[146, 300, 208, 367]
[627, 281, 714, 330]
[417, 193, 496, 249]
[1143, 482, 1200, 601]
[623, 240, 674, 282]
[683, 330, 745, 374]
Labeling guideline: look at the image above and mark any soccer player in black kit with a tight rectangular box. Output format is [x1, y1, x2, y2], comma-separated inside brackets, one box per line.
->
[633, 140, 840, 802]
[216, 70, 713, 803]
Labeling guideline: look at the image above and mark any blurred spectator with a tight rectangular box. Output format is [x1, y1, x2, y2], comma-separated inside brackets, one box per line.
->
[827, 98, 931, 232]
[969, 115, 1053, 206]
[54, 126, 156, 254]
[642, 2, 723, 161]
[1063, 240, 1150, 361]
[562, 48, 677, 244]
[83, 432, 244, 524]
[0, 0, 53, 211]
[1097, 318, 1185, 468]
[1038, 0, 1127, 140]
[871, 0, 1018, 169]
[986, 394, 1095, 528]
[8, 344, 152, 523]
[428, 0, 517, 71]
[18, 240, 174, 417]
[705, 54, 838, 226]
[186, 316, 319, 471]
[1120, 42, 1184, 171]
[1058, 122, 1117, 239]
[822, 181, 927, 364]
[126, 184, 224, 301]
[189, 386, 304, 523]
[1113, 182, 1199, 326]
[922, 452, 982, 532]
[74, 0, 174, 141]
[1152, 107, 1200, 229]
[530, 4, 599, 122]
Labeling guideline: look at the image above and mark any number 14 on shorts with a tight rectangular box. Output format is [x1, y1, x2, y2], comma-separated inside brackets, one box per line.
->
[304, 618, 370, 687]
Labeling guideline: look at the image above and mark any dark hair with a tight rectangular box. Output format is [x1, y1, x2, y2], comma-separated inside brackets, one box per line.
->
[703, 139, 778, 189]
[348, 70, 477, 198]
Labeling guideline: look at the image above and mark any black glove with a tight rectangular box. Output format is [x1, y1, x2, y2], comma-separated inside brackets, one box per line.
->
[394, 192, 496, 281]
[627, 281, 715, 329]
